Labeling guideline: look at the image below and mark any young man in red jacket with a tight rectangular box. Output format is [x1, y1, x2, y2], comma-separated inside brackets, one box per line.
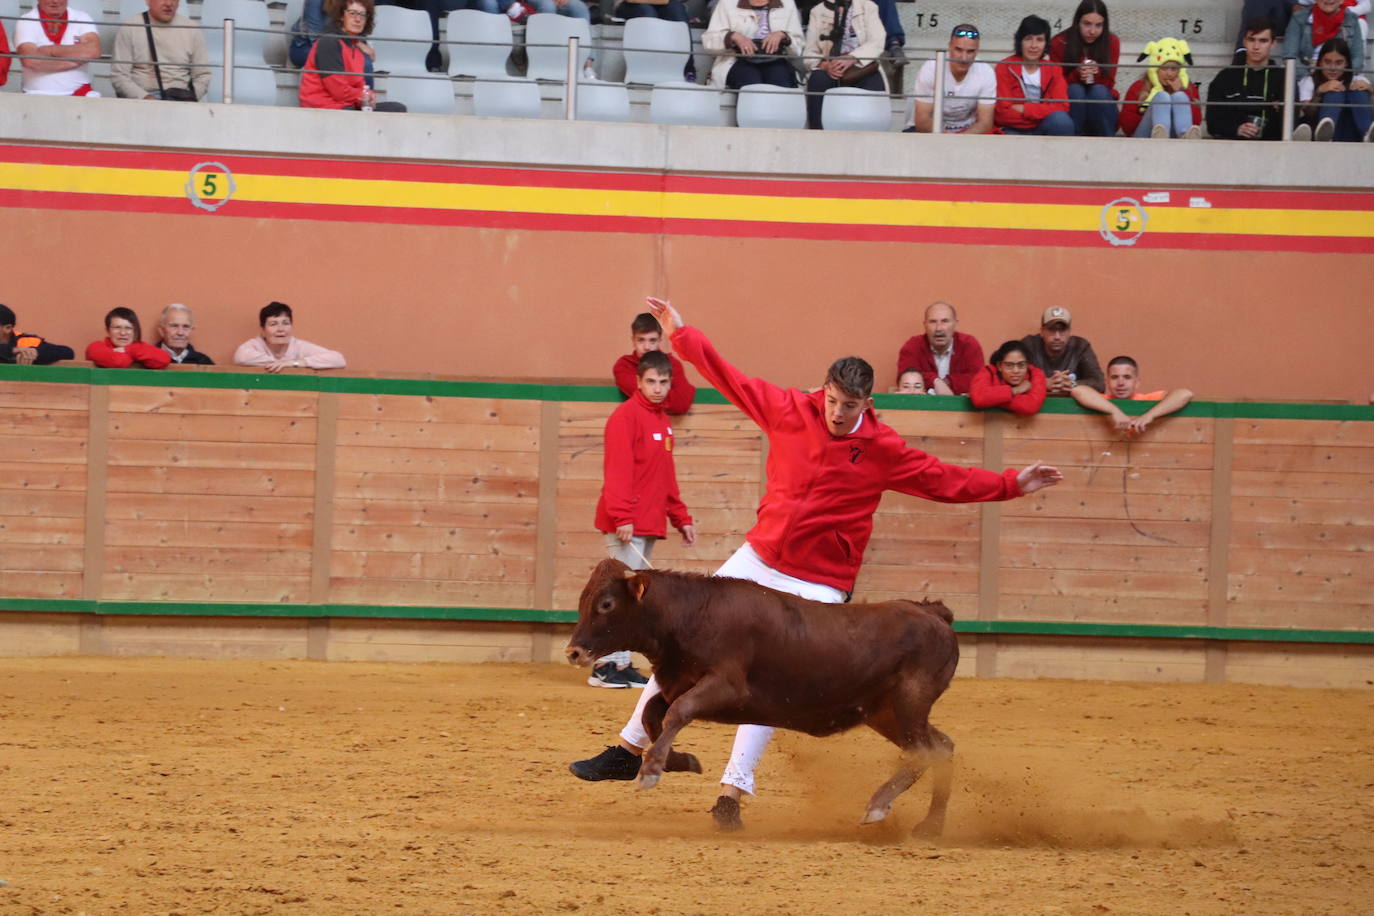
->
[570, 298, 1064, 830]
[611, 312, 695, 416]
[590, 350, 697, 689]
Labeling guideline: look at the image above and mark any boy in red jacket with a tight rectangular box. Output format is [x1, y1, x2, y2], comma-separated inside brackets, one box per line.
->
[611, 312, 695, 416]
[571, 298, 1064, 831]
[589, 350, 697, 689]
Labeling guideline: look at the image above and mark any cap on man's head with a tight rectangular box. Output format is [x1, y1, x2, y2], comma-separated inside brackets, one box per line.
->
[0, 304, 15, 327]
[1041, 306, 1072, 328]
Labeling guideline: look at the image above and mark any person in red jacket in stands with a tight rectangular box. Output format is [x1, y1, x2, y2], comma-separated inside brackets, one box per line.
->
[86, 308, 171, 370]
[589, 349, 697, 690]
[894, 301, 984, 395]
[611, 311, 696, 415]
[995, 14, 1074, 135]
[970, 339, 1048, 416]
[299, 0, 406, 111]
[570, 296, 1064, 832]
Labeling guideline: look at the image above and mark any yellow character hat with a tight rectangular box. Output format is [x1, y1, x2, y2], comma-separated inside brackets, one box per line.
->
[1135, 37, 1193, 109]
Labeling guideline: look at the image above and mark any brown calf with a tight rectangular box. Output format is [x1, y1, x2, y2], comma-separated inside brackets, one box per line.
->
[565, 558, 960, 835]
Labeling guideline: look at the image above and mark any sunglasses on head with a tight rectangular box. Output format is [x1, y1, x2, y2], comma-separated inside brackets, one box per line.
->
[952, 26, 979, 39]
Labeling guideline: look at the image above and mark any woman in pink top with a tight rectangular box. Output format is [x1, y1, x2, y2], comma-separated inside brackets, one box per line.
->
[233, 301, 346, 373]
[86, 307, 171, 369]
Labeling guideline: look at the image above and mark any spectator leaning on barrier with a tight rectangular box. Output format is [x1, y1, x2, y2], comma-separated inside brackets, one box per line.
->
[803, 0, 887, 130]
[995, 15, 1074, 135]
[234, 301, 347, 372]
[87, 308, 172, 369]
[893, 368, 926, 394]
[157, 304, 214, 365]
[1070, 355, 1193, 435]
[894, 301, 984, 395]
[1020, 306, 1104, 396]
[13, 0, 101, 96]
[1051, 0, 1120, 137]
[300, 0, 407, 111]
[1295, 36, 1374, 141]
[0, 304, 75, 365]
[1284, 0, 1364, 86]
[969, 340, 1047, 416]
[1206, 16, 1285, 140]
[1119, 37, 1202, 138]
[703, 0, 803, 89]
[111, 0, 211, 101]
[904, 23, 995, 134]
[613, 312, 696, 415]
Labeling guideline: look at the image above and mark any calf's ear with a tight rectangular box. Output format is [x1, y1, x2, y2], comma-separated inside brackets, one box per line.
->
[622, 569, 648, 603]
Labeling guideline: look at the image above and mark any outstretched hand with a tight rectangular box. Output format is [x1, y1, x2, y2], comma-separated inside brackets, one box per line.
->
[645, 297, 684, 336]
[1017, 461, 1064, 494]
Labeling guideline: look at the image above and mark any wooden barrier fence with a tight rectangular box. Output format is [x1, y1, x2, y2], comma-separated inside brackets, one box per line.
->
[2, 365, 1370, 688]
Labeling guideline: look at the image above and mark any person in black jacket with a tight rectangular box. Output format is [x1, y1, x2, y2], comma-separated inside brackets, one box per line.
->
[0, 303, 75, 365]
[1207, 17, 1284, 140]
[156, 304, 215, 365]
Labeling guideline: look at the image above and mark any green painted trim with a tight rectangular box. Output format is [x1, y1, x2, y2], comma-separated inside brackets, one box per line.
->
[2, 598, 1370, 645]
[3, 364, 1368, 419]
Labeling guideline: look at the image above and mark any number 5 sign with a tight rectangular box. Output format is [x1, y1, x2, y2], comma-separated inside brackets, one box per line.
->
[1099, 196, 1147, 247]
[185, 162, 237, 212]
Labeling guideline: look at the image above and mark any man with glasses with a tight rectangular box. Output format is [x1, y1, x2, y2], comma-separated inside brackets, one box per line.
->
[905, 23, 995, 133]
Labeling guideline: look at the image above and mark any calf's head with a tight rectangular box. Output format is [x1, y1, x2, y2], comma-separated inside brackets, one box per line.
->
[565, 558, 652, 667]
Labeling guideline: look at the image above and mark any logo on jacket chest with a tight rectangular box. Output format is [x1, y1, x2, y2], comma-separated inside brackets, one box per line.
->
[652, 429, 674, 452]
[848, 445, 864, 465]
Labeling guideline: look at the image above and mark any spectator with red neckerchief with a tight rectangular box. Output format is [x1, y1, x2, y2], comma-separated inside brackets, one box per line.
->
[12, 0, 101, 96]
[86, 308, 172, 370]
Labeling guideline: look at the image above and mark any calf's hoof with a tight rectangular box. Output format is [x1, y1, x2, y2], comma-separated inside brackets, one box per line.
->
[710, 795, 743, 832]
[912, 814, 945, 839]
[665, 750, 702, 774]
[860, 805, 890, 826]
[636, 772, 661, 790]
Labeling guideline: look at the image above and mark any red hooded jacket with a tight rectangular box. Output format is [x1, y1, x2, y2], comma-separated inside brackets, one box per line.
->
[594, 390, 692, 538]
[85, 339, 171, 369]
[969, 364, 1047, 416]
[299, 31, 368, 110]
[673, 325, 1022, 592]
[994, 55, 1071, 131]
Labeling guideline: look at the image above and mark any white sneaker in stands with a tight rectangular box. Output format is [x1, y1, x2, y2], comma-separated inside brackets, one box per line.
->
[1182, 125, 1201, 140]
[1314, 117, 1336, 142]
[1150, 123, 1168, 139]
[1292, 123, 1312, 141]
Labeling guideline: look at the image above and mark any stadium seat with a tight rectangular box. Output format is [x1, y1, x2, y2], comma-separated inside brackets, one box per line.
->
[649, 80, 721, 126]
[390, 73, 458, 114]
[472, 77, 542, 118]
[573, 80, 631, 123]
[735, 84, 806, 129]
[820, 86, 891, 131]
[371, 4, 435, 77]
[448, 9, 513, 79]
[525, 13, 591, 82]
[622, 17, 690, 86]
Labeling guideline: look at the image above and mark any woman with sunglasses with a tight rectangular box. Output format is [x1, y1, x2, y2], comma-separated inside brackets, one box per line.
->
[969, 341, 1046, 416]
[1051, 0, 1120, 135]
[299, 0, 407, 111]
[995, 15, 1073, 135]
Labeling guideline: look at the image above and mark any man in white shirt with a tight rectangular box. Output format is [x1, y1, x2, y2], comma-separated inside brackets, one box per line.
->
[15, 0, 100, 96]
[906, 23, 995, 133]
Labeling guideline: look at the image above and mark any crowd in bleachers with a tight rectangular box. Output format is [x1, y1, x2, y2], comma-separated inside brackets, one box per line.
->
[0, 0, 1370, 134]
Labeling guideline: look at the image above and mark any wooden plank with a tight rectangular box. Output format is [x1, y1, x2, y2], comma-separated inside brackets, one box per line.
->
[996, 594, 1210, 625]
[1000, 568, 1208, 599]
[1003, 489, 1211, 522]
[108, 413, 318, 444]
[334, 419, 540, 451]
[1225, 599, 1373, 631]
[327, 577, 533, 607]
[851, 565, 980, 594]
[310, 391, 337, 605]
[0, 381, 89, 410]
[1229, 522, 1373, 551]
[880, 410, 985, 438]
[533, 400, 559, 639]
[1231, 496, 1374, 526]
[994, 637, 1207, 683]
[1000, 541, 1209, 574]
[0, 612, 82, 656]
[106, 465, 316, 497]
[1225, 644, 1374, 689]
[1232, 469, 1372, 498]
[82, 386, 108, 602]
[1227, 573, 1374, 604]
[1002, 438, 1216, 470]
[1233, 418, 1374, 447]
[0, 407, 90, 437]
[1205, 416, 1234, 682]
[0, 489, 87, 518]
[0, 544, 86, 571]
[1228, 546, 1374, 578]
[4, 438, 90, 464]
[0, 570, 84, 598]
[0, 463, 87, 491]
[0, 515, 84, 544]
[100, 573, 312, 603]
[556, 477, 758, 510]
[335, 446, 539, 476]
[95, 617, 310, 659]
[105, 492, 316, 523]
[336, 394, 541, 424]
[333, 524, 535, 555]
[104, 546, 313, 575]
[330, 550, 535, 581]
[1001, 517, 1212, 548]
[106, 439, 317, 470]
[558, 450, 759, 481]
[108, 387, 319, 417]
[333, 471, 538, 504]
[104, 519, 314, 549]
[1231, 443, 1374, 474]
[332, 500, 538, 529]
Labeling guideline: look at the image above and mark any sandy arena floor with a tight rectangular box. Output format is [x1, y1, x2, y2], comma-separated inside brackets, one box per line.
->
[1, 657, 1370, 916]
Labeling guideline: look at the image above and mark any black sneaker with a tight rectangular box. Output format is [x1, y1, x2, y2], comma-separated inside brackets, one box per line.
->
[587, 662, 630, 688]
[569, 745, 642, 781]
[617, 664, 649, 688]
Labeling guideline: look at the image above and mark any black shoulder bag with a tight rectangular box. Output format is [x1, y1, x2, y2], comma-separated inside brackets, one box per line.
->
[143, 11, 198, 101]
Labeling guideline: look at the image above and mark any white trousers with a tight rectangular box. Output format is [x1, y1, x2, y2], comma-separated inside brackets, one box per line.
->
[618, 542, 845, 795]
[597, 534, 657, 668]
